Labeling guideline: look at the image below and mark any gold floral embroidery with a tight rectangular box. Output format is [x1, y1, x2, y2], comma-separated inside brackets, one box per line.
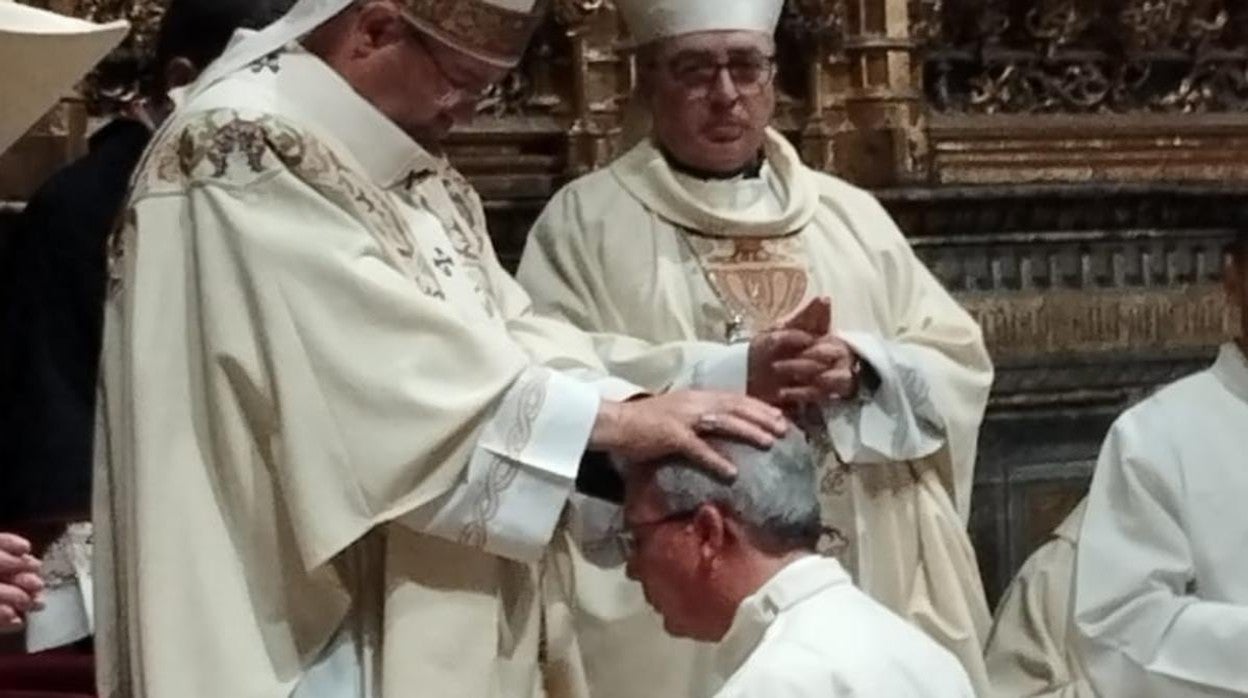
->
[815, 444, 857, 575]
[176, 115, 298, 178]
[440, 167, 488, 262]
[120, 110, 444, 299]
[685, 234, 811, 334]
[407, 165, 500, 316]
[403, 0, 544, 65]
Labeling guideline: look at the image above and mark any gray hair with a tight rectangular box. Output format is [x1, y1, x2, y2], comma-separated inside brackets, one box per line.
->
[652, 430, 822, 552]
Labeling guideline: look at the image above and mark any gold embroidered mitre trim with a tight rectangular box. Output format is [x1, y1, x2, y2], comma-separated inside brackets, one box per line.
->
[403, 0, 545, 68]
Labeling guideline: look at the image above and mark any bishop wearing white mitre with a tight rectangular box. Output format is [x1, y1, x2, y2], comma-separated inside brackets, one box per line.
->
[92, 1, 791, 697]
[518, 0, 997, 695]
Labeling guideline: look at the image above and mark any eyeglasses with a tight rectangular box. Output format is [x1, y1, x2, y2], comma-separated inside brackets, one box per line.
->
[660, 52, 778, 100]
[402, 14, 494, 107]
[614, 509, 697, 560]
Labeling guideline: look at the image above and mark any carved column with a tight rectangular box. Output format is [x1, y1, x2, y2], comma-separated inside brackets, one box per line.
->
[836, 0, 929, 185]
[555, 0, 629, 177]
[782, 0, 853, 176]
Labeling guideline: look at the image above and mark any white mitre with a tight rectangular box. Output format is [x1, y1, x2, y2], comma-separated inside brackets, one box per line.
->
[617, 0, 784, 45]
[0, 1, 128, 155]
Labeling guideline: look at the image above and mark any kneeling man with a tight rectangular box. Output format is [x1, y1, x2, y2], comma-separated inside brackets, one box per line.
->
[620, 431, 975, 698]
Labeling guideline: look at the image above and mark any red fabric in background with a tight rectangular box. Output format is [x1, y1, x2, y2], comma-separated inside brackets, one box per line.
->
[0, 648, 94, 697]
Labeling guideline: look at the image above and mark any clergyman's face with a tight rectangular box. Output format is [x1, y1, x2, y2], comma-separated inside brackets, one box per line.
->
[643, 31, 777, 175]
[622, 473, 715, 641]
[385, 26, 504, 141]
[340, 3, 508, 143]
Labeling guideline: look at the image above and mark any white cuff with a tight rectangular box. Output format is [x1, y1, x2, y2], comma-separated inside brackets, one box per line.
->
[680, 342, 749, 392]
[400, 367, 600, 563]
[25, 582, 92, 653]
[824, 331, 945, 464]
[590, 375, 646, 403]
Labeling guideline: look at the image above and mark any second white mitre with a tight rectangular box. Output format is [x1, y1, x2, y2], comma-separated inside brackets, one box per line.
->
[0, 0, 128, 154]
[616, 0, 785, 45]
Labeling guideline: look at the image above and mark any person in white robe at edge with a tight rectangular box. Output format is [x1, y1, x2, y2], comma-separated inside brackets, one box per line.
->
[517, 0, 997, 695]
[1073, 228, 1248, 698]
[983, 500, 1092, 697]
[0, 0, 129, 637]
[618, 425, 976, 698]
[91, 1, 810, 696]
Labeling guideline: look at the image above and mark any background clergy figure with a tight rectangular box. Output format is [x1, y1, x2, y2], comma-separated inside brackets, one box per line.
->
[984, 501, 1092, 697]
[94, 1, 789, 697]
[1073, 230, 1248, 698]
[517, 0, 996, 694]
[5, 0, 296, 656]
[0, 0, 128, 637]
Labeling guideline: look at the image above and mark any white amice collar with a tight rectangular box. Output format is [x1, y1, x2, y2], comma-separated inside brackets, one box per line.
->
[610, 128, 819, 239]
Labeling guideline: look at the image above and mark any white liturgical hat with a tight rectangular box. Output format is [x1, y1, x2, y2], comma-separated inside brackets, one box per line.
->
[0, 0, 128, 155]
[617, 0, 785, 46]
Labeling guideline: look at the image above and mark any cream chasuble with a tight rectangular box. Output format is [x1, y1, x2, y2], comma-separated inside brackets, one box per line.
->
[709, 556, 975, 698]
[518, 130, 995, 696]
[94, 45, 639, 698]
[1074, 343, 1248, 698]
[985, 501, 1092, 698]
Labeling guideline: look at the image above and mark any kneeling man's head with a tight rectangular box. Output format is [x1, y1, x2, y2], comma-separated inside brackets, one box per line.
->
[622, 430, 821, 642]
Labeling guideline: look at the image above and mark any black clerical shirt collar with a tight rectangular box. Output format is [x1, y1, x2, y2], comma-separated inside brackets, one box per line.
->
[659, 145, 765, 181]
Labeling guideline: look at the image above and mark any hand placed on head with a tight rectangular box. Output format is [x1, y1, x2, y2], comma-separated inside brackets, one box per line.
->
[591, 391, 789, 481]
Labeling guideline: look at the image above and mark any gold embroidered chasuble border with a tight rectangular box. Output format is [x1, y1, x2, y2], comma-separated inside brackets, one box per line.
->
[110, 110, 447, 302]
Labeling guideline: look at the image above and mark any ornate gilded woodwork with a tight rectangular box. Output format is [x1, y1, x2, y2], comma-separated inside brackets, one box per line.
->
[924, 0, 1248, 115]
[18, 0, 1248, 185]
[918, 0, 1248, 185]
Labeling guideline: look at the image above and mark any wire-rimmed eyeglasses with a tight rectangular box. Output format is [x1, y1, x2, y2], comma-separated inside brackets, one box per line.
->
[614, 509, 698, 560]
[659, 51, 778, 100]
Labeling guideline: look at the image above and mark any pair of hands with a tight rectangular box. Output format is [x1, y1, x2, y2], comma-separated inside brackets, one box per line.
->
[589, 298, 857, 482]
[0, 533, 43, 629]
[748, 297, 861, 408]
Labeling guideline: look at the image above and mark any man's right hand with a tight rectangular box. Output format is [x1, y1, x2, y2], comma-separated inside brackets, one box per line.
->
[0, 533, 44, 628]
[590, 391, 788, 481]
